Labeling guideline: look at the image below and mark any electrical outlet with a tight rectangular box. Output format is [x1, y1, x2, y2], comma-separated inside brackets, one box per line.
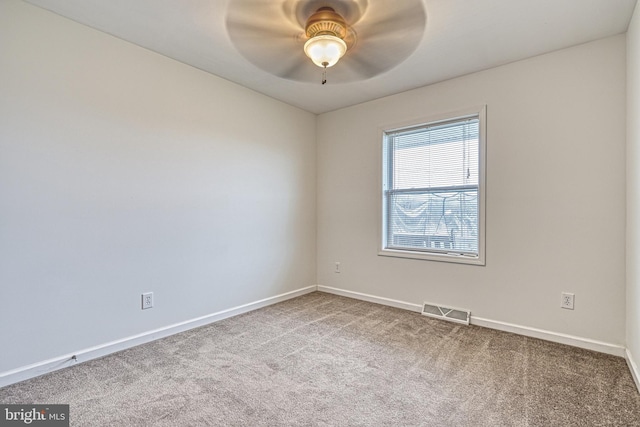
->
[142, 292, 153, 310]
[561, 292, 574, 310]
[335, 262, 341, 273]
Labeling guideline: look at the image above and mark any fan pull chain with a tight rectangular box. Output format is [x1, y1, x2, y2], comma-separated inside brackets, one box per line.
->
[322, 62, 328, 85]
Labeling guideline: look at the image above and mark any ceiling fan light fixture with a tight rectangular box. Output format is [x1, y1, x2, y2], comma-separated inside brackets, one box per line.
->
[303, 35, 347, 68]
[303, 7, 349, 69]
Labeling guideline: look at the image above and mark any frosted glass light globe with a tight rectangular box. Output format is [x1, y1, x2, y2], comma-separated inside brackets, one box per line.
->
[303, 35, 347, 68]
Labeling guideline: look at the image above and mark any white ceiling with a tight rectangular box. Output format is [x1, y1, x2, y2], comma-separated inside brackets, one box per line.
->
[24, 0, 638, 114]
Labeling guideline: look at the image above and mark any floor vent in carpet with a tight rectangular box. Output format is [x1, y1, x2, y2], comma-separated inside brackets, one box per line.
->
[421, 302, 470, 325]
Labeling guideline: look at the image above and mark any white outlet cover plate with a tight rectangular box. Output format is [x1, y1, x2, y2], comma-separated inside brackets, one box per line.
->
[561, 292, 574, 310]
[142, 292, 153, 310]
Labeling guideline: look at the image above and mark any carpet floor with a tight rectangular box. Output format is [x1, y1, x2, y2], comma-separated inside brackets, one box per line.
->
[1, 292, 639, 426]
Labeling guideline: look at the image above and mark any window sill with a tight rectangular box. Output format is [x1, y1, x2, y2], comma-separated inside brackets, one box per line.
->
[378, 248, 485, 266]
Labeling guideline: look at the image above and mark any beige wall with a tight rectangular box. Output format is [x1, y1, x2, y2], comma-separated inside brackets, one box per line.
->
[0, 1, 317, 372]
[627, 2, 640, 380]
[317, 35, 627, 345]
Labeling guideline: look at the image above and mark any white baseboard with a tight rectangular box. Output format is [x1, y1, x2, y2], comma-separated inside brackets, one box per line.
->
[0, 285, 317, 388]
[317, 285, 423, 313]
[470, 317, 626, 357]
[316, 285, 626, 358]
[626, 349, 640, 393]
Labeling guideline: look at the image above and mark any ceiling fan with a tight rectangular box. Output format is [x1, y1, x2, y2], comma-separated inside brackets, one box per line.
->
[226, 0, 426, 84]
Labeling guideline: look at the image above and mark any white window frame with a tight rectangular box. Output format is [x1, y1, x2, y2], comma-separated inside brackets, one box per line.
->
[378, 105, 486, 265]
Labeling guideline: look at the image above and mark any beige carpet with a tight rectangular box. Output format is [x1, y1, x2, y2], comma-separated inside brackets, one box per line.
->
[1, 292, 639, 426]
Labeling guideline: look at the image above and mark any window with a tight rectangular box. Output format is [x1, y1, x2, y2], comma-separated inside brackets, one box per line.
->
[380, 107, 486, 265]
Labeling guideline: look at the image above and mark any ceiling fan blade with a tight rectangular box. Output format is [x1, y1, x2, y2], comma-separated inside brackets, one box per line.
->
[226, 1, 308, 79]
[279, 57, 316, 81]
[345, 26, 424, 77]
[227, 19, 292, 42]
[340, 53, 386, 79]
[357, 1, 426, 37]
[343, 0, 426, 78]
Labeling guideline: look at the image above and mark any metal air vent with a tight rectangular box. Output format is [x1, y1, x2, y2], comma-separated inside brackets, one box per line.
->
[421, 302, 470, 325]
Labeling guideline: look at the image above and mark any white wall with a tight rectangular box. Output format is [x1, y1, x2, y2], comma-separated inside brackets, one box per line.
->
[0, 1, 316, 373]
[317, 35, 627, 345]
[627, 2, 640, 382]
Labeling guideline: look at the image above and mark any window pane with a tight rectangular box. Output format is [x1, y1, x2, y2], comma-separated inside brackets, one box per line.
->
[388, 190, 478, 254]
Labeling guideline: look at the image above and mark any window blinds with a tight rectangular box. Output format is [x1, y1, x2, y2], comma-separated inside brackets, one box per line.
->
[383, 117, 480, 256]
